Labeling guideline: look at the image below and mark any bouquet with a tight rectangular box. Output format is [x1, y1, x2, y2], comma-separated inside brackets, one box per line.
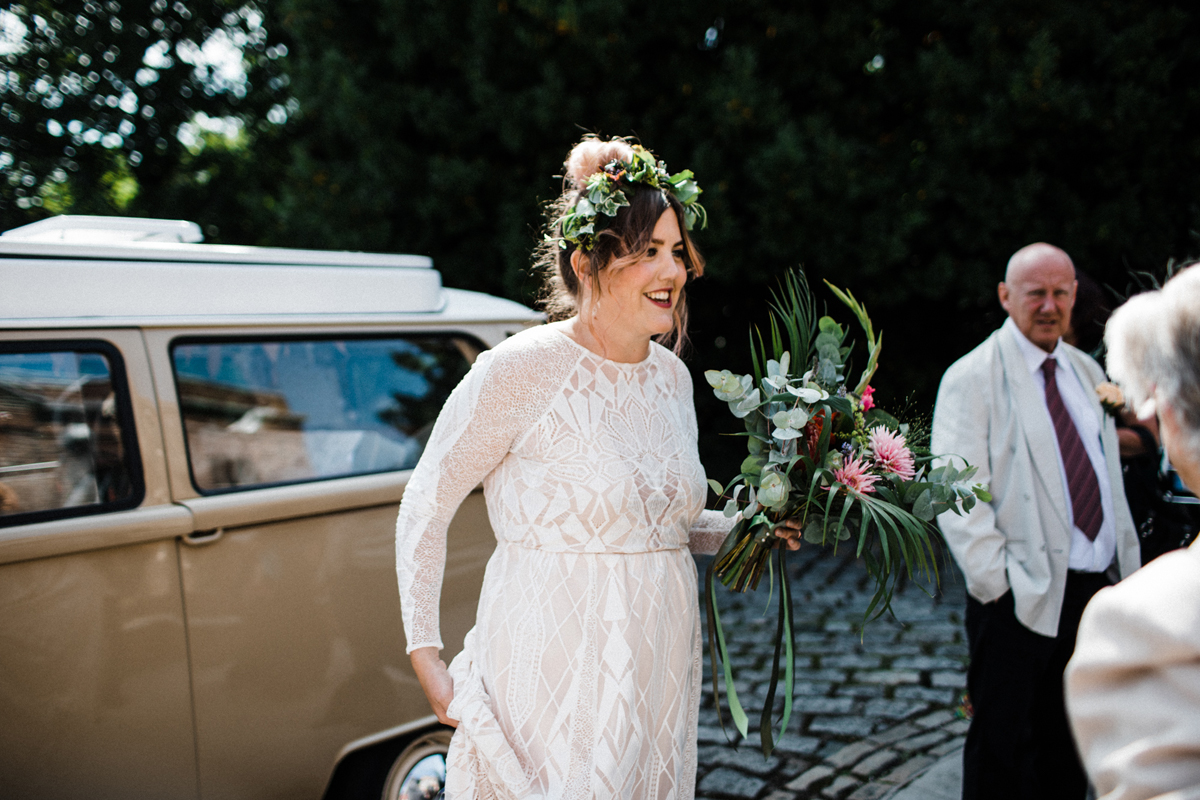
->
[703, 270, 990, 755]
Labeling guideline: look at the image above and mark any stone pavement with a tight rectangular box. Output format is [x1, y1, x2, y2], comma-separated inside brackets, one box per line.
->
[890, 751, 962, 800]
[693, 547, 969, 800]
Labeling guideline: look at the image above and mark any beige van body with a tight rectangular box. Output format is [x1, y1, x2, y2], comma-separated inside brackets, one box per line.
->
[0, 216, 541, 799]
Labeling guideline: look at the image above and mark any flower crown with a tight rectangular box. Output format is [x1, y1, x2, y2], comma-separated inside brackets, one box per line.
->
[557, 145, 708, 252]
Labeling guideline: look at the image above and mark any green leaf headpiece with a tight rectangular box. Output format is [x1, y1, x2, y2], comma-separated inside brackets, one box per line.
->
[557, 145, 708, 252]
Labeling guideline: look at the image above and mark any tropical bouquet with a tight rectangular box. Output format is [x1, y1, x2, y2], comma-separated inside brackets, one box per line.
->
[703, 270, 990, 755]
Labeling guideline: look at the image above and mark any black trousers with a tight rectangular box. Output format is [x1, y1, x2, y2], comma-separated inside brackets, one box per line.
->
[962, 571, 1110, 800]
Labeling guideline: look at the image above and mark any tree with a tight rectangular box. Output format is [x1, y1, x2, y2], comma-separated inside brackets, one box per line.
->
[0, 0, 288, 240]
[6, 0, 1200, 478]
[259, 0, 1200, 472]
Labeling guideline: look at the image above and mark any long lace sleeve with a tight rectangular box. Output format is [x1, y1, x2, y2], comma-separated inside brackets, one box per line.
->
[395, 339, 563, 653]
[688, 509, 735, 555]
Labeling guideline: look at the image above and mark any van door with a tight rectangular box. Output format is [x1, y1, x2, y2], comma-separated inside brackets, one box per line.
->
[0, 330, 197, 800]
[145, 329, 495, 800]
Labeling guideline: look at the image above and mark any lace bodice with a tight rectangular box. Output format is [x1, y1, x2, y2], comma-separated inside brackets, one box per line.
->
[395, 324, 731, 652]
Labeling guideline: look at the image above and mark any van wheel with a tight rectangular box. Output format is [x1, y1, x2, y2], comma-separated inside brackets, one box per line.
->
[381, 729, 452, 800]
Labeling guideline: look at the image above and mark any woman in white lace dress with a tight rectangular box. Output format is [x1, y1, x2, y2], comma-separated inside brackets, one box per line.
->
[395, 136, 801, 799]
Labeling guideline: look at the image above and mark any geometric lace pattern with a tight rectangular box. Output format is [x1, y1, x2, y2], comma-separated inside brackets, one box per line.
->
[395, 324, 733, 798]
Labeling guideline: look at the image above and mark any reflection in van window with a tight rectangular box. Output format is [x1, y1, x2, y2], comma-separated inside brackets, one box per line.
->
[0, 350, 136, 520]
[173, 336, 478, 492]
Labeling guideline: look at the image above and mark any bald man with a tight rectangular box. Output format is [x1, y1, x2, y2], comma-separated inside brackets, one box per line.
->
[931, 244, 1140, 800]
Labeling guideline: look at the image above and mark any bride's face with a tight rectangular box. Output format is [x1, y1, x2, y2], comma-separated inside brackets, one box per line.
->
[586, 210, 687, 342]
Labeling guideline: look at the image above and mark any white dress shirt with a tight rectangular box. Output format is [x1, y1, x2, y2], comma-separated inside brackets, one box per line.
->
[1006, 318, 1117, 572]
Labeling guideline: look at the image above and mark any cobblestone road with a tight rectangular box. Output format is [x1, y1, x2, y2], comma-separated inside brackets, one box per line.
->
[694, 547, 969, 800]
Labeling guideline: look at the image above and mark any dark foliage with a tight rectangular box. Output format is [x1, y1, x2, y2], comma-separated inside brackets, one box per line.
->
[5, 0, 1200, 479]
[0, 0, 287, 240]
[261, 0, 1200, 476]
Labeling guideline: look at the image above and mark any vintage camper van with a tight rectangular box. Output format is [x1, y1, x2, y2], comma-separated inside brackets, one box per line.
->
[0, 215, 541, 799]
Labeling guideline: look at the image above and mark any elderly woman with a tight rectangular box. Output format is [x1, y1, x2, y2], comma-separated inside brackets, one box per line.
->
[1065, 265, 1200, 799]
[395, 135, 799, 799]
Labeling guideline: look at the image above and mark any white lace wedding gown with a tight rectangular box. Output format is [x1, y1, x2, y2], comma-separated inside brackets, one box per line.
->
[395, 324, 733, 799]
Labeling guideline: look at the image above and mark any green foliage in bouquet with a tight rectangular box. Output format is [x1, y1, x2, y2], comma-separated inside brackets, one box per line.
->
[702, 270, 990, 756]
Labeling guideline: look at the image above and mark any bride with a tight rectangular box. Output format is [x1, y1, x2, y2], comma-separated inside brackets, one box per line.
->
[395, 134, 801, 798]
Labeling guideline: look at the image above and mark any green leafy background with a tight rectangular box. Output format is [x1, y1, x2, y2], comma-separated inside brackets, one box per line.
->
[5, 0, 1199, 479]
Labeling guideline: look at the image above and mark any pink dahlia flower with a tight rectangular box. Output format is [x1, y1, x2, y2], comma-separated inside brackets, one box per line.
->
[831, 455, 880, 494]
[868, 425, 916, 481]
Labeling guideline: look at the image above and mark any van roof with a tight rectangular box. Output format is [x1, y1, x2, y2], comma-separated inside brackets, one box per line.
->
[0, 216, 541, 327]
[0, 215, 433, 269]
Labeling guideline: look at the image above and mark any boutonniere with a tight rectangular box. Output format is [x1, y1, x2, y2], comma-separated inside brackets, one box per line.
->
[1096, 382, 1125, 416]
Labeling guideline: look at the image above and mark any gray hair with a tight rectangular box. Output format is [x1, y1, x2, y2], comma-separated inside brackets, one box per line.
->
[1105, 265, 1200, 459]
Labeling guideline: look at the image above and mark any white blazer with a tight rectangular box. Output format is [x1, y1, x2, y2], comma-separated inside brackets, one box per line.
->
[931, 324, 1140, 636]
[1066, 542, 1200, 800]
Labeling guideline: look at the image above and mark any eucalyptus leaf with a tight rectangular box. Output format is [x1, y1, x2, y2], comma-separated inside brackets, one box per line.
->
[758, 472, 791, 509]
[741, 454, 768, 476]
[767, 352, 791, 379]
[912, 489, 935, 521]
[803, 517, 827, 544]
[817, 344, 841, 363]
[815, 329, 841, 349]
[708, 369, 750, 402]
[744, 486, 759, 518]
[704, 369, 726, 389]
[786, 385, 822, 403]
[773, 407, 809, 430]
[730, 388, 762, 418]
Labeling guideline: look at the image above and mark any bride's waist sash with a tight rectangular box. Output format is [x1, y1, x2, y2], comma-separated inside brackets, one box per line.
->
[498, 538, 687, 555]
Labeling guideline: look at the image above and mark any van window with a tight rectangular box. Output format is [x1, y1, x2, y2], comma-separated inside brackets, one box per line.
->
[172, 335, 480, 493]
[0, 343, 142, 525]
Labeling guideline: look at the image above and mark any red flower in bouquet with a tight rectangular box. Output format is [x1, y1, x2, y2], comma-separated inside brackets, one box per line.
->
[803, 411, 827, 461]
[860, 385, 876, 412]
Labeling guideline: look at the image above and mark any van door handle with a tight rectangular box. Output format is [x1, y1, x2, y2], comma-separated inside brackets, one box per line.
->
[182, 528, 225, 547]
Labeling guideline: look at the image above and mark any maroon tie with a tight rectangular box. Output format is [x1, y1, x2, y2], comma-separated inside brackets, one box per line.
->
[1042, 358, 1103, 540]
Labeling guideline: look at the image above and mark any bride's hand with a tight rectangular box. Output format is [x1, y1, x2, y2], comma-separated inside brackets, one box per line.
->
[772, 518, 803, 551]
[410, 646, 459, 727]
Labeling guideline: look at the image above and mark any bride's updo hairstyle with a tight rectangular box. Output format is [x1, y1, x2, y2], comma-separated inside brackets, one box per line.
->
[535, 135, 706, 354]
